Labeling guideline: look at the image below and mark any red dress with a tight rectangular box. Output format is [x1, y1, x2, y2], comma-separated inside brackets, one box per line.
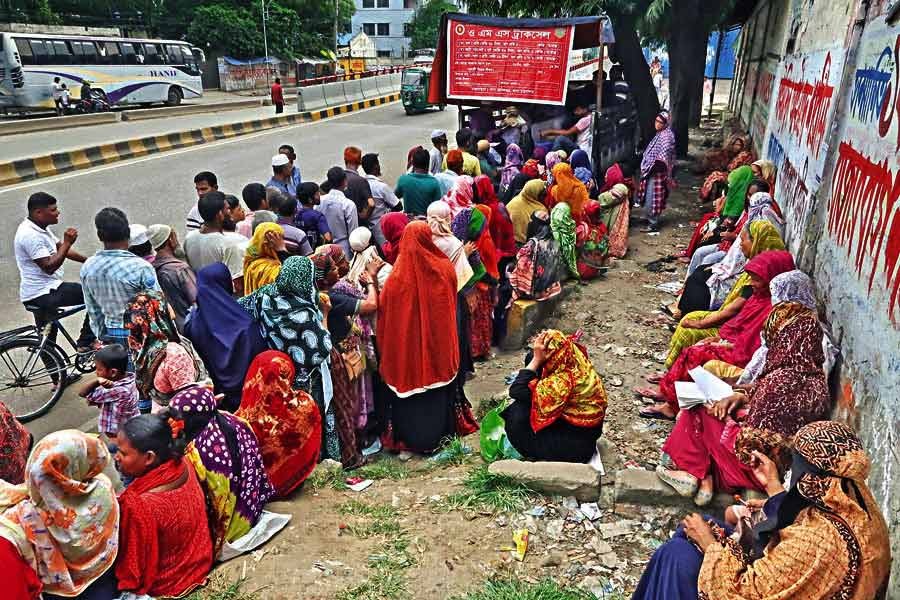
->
[115, 459, 213, 597]
[0, 537, 42, 600]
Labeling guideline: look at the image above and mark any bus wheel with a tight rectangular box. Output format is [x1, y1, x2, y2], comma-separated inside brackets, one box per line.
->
[166, 87, 183, 107]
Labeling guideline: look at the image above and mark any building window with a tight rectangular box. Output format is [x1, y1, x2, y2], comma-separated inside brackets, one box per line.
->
[362, 0, 374, 7]
[377, 49, 392, 57]
[377, 0, 390, 6]
[404, 0, 416, 8]
[377, 23, 390, 36]
[363, 23, 376, 35]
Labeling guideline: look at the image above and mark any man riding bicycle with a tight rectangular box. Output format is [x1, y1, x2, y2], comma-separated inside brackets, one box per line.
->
[13, 192, 96, 352]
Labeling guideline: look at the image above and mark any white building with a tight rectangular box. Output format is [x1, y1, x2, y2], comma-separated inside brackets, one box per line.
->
[349, 0, 463, 59]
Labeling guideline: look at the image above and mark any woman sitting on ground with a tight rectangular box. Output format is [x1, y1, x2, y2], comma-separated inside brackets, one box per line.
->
[507, 211, 563, 304]
[0, 401, 31, 485]
[596, 183, 631, 259]
[377, 221, 478, 454]
[185, 263, 268, 412]
[0, 430, 119, 600]
[681, 165, 755, 262]
[637, 250, 796, 420]
[500, 158, 540, 204]
[634, 421, 891, 599]
[126, 291, 200, 413]
[508, 179, 548, 244]
[548, 163, 590, 219]
[576, 201, 610, 279]
[502, 330, 607, 463]
[115, 415, 213, 597]
[550, 202, 580, 279]
[242, 222, 286, 296]
[168, 386, 275, 557]
[236, 350, 322, 498]
[677, 220, 785, 316]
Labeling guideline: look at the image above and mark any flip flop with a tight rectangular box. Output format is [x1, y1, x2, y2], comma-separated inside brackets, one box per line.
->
[656, 465, 699, 497]
[644, 373, 664, 384]
[638, 406, 676, 421]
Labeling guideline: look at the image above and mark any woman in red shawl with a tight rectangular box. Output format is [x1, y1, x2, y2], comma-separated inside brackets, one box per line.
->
[0, 401, 30, 484]
[474, 175, 516, 260]
[377, 221, 477, 454]
[637, 250, 795, 420]
[379, 212, 409, 264]
[114, 414, 213, 598]
[236, 350, 322, 498]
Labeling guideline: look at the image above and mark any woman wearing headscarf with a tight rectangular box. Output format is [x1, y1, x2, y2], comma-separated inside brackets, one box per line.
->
[501, 330, 607, 462]
[348, 227, 392, 288]
[500, 143, 524, 192]
[507, 211, 563, 304]
[427, 201, 476, 292]
[508, 179, 547, 244]
[576, 201, 610, 279]
[599, 163, 627, 193]
[500, 159, 540, 204]
[550, 202, 579, 279]
[379, 212, 409, 265]
[114, 416, 213, 597]
[0, 431, 119, 599]
[125, 290, 200, 413]
[637, 250, 796, 421]
[444, 175, 475, 217]
[677, 220, 785, 316]
[569, 149, 597, 197]
[377, 221, 478, 454]
[544, 151, 563, 184]
[168, 386, 275, 557]
[635, 422, 890, 600]
[451, 207, 493, 360]
[639, 111, 676, 232]
[474, 175, 517, 261]
[312, 244, 377, 468]
[548, 162, 590, 219]
[242, 222, 285, 296]
[236, 350, 322, 498]
[597, 183, 631, 258]
[185, 263, 268, 412]
[682, 166, 756, 262]
[750, 158, 778, 202]
[0, 401, 30, 485]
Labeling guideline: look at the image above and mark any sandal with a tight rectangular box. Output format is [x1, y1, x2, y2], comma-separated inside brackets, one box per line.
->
[656, 465, 699, 497]
[694, 485, 714, 507]
[638, 406, 676, 421]
[633, 385, 663, 399]
[644, 373, 664, 384]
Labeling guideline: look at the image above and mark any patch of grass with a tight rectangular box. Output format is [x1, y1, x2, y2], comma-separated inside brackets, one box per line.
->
[475, 393, 509, 421]
[452, 578, 599, 600]
[337, 500, 402, 538]
[185, 575, 263, 600]
[306, 464, 348, 491]
[354, 458, 411, 480]
[444, 465, 536, 514]
[429, 436, 473, 467]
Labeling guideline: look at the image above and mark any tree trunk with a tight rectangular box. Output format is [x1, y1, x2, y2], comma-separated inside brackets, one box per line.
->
[667, 0, 710, 156]
[608, 9, 660, 147]
[689, 35, 707, 125]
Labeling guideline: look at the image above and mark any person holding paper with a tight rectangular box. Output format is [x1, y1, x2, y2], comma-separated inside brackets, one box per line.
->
[637, 250, 795, 421]
[654, 270, 830, 505]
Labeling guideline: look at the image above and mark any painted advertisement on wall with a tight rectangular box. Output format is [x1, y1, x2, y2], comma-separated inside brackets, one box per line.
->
[821, 18, 900, 324]
[762, 47, 845, 255]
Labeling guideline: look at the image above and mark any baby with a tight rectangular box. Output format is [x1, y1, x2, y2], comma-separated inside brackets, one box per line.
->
[79, 344, 139, 443]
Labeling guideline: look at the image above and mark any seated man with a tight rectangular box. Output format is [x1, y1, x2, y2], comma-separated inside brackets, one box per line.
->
[540, 102, 593, 159]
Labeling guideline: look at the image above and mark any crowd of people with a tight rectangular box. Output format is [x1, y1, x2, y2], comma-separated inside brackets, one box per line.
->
[3, 109, 891, 599]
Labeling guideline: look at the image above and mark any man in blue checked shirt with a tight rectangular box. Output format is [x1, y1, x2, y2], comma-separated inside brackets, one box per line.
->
[80, 207, 159, 359]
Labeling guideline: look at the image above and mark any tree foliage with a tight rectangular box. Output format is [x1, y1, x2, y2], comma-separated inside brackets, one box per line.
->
[407, 0, 458, 50]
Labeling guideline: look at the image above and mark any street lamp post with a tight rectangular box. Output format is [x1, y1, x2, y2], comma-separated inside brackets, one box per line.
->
[261, 0, 271, 86]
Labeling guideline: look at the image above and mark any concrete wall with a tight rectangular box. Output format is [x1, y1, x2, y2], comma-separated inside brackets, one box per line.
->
[732, 0, 900, 591]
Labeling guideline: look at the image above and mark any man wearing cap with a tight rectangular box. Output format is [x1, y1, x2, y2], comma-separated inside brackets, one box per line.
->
[361, 153, 401, 247]
[343, 146, 375, 223]
[278, 144, 302, 190]
[127, 224, 154, 261]
[267, 152, 297, 198]
[442, 129, 482, 177]
[429, 130, 447, 175]
[148, 224, 196, 332]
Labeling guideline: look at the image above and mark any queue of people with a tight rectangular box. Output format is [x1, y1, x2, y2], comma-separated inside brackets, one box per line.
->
[4, 117, 891, 599]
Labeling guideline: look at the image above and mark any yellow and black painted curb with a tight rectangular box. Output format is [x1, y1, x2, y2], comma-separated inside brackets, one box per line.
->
[0, 93, 400, 187]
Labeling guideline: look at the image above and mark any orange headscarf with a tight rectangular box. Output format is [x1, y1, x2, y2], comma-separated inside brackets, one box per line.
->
[550, 163, 589, 219]
[474, 205, 500, 279]
[376, 221, 459, 397]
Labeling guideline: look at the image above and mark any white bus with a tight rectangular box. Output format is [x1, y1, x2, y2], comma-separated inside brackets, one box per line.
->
[0, 32, 204, 112]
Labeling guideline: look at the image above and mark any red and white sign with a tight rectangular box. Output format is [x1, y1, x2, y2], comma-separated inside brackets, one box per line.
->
[446, 20, 575, 105]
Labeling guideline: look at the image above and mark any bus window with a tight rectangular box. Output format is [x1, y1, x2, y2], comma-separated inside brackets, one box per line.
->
[165, 44, 182, 65]
[180, 45, 199, 74]
[120, 42, 139, 65]
[15, 39, 34, 65]
[51, 40, 72, 65]
[80, 40, 99, 64]
[100, 41, 122, 65]
[143, 43, 164, 64]
[29, 39, 49, 65]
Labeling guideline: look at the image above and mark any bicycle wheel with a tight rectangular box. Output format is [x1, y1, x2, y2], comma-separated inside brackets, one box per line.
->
[0, 337, 68, 422]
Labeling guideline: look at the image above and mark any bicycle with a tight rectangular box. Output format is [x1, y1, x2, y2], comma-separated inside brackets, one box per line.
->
[0, 304, 96, 423]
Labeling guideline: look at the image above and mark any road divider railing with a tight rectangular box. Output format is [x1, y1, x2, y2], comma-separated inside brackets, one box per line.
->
[0, 92, 401, 187]
[298, 74, 403, 113]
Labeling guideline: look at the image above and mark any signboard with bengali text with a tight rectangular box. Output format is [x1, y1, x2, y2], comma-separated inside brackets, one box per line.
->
[446, 20, 575, 105]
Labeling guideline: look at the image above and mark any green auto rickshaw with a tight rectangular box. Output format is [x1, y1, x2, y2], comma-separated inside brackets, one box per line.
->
[401, 67, 445, 115]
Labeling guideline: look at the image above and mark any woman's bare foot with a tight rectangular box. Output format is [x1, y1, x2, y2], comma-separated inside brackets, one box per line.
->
[644, 372, 665, 384]
[638, 402, 676, 421]
[633, 386, 665, 400]
[694, 476, 714, 506]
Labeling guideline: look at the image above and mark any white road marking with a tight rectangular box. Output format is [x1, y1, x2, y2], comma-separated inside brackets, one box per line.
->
[0, 101, 400, 194]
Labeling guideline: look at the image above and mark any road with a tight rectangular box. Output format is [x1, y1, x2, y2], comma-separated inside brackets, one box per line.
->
[0, 101, 457, 441]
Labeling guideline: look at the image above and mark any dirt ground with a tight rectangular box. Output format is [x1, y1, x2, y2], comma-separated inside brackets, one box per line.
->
[212, 120, 721, 600]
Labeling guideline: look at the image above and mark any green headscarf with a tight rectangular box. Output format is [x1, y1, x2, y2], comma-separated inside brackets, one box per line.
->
[722, 165, 754, 218]
[550, 202, 579, 278]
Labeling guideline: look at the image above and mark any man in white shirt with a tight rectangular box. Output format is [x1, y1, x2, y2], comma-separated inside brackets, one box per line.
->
[51, 77, 63, 116]
[540, 103, 593, 159]
[183, 191, 246, 296]
[185, 171, 218, 231]
[316, 167, 359, 258]
[14, 192, 95, 349]
[428, 130, 447, 175]
[361, 153, 401, 247]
